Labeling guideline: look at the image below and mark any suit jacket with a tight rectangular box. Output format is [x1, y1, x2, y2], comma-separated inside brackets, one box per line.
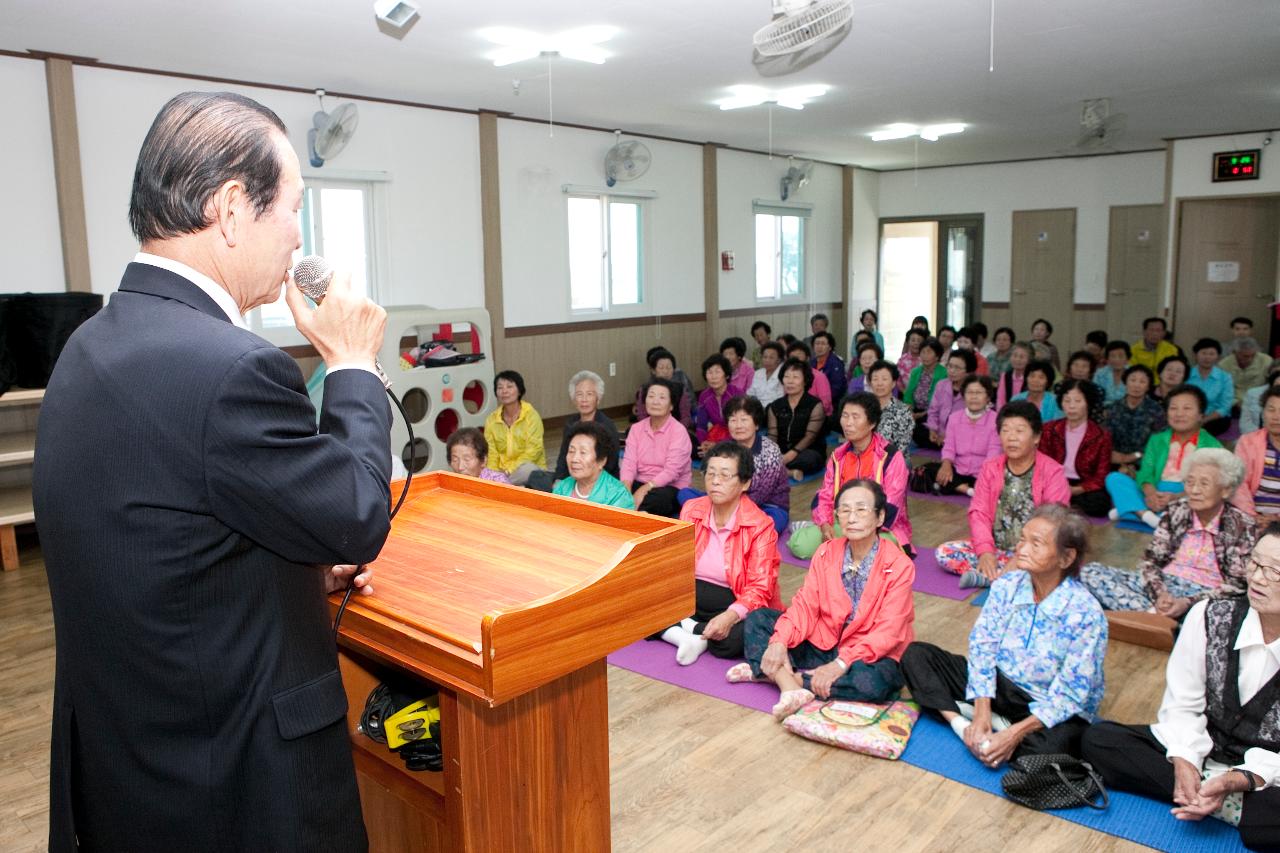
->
[33, 263, 393, 852]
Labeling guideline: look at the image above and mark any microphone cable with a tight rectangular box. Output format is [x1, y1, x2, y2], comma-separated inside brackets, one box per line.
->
[332, 384, 415, 642]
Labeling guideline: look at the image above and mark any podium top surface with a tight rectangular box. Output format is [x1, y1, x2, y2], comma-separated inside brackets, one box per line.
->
[334, 471, 693, 704]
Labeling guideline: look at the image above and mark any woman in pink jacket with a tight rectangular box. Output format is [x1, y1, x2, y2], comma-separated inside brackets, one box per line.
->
[1232, 386, 1280, 520]
[731, 479, 916, 720]
[787, 392, 911, 559]
[936, 400, 1071, 589]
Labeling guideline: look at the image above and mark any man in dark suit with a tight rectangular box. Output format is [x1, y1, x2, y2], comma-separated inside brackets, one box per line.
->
[33, 92, 392, 852]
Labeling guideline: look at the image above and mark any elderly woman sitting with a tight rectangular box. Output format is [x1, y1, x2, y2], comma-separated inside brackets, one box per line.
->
[695, 354, 734, 458]
[734, 479, 915, 720]
[1235, 387, 1280, 520]
[1038, 379, 1113, 517]
[1081, 526, 1280, 850]
[902, 504, 1107, 765]
[528, 369, 621, 493]
[1081, 447, 1257, 616]
[658, 443, 781, 665]
[621, 378, 692, 518]
[935, 401, 1072, 588]
[726, 395, 790, 533]
[551, 421, 634, 509]
[633, 347, 694, 428]
[446, 428, 511, 484]
[912, 374, 999, 496]
[483, 369, 546, 486]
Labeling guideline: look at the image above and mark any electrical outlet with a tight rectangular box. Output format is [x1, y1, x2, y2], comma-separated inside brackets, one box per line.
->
[608, 362, 617, 377]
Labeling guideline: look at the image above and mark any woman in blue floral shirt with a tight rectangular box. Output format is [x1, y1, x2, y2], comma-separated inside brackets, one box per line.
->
[901, 503, 1108, 766]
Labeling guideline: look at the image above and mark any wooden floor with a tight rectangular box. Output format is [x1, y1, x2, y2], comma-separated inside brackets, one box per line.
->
[0, 428, 1170, 852]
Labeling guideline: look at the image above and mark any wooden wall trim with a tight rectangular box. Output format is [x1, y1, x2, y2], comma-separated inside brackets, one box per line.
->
[505, 313, 705, 338]
[842, 165, 853, 309]
[719, 302, 842, 319]
[478, 112, 505, 364]
[1162, 140, 1176, 322]
[702, 143, 721, 355]
[43, 58, 91, 293]
[981, 301, 1011, 310]
[1075, 303, 1107, 310]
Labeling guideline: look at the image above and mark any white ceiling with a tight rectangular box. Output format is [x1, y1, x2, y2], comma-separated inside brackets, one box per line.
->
[5, 0, 1279, 169]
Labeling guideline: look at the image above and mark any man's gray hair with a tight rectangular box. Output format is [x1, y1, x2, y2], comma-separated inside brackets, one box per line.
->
[1237, 337, 1259, 352]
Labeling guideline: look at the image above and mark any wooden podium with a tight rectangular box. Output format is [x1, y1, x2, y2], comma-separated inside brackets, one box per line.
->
[330, 472, 693, 852]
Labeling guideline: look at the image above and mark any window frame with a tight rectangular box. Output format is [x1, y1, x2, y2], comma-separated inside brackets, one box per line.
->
[752, 200, 811, 304]
[565, 190, 649, 317]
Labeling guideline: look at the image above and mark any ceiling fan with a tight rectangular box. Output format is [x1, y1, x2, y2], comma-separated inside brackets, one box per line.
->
[752, 0, 854, 77]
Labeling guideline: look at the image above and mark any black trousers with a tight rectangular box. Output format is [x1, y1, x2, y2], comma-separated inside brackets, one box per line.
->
[652, 580, 745, 658]
[1082, 722, 1280, 852]
[787, 446, 826, 475]
[1067, 480, 1112, 517]
[912, 421, 940, 449]
[633, 483, 679, 518]
[1204, 416, 1232, 437]
[899, 642, 1089, 757]
[912, 461, 976, 495]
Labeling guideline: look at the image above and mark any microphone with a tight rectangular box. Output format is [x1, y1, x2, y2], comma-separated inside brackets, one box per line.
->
[291, 255, 392, 389]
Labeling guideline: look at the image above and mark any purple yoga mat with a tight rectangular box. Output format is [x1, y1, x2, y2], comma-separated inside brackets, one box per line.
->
[912, 447, 942, 459]
[607, 640, 778, 713]
[777, 539, 811, 569]
[911, 548, 975, 600]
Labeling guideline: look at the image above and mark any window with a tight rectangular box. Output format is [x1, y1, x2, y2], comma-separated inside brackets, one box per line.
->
[567, 194, 644, 313]
[753, 201, 809, 301]
[252, 178, 380, 331]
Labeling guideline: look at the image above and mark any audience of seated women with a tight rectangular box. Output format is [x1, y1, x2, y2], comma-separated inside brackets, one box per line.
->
[483, 369, 546, 486]
[695, 354, 733, 458]
[529, 370, 620, 492]
[845, 341, 883, 395]
[913, 374, 999, 496]
[720, 336, 755, 397]
[1188, 337, 1236, 437]
[725, 395, 790, 533]
[858, 309, 885, 352]
[906, 338, 948, 444]
[1081, 526, 1280, 852]
[1030, 319, 1063, 372]
[897, 329, 927, 394]
[1038, 380, 1113, 517]
[1150, 354, 1190, 405]
[1059, 350, 1106, 423]
[621, 378, 692, 518]
[1106, 383, 1223, 530]
[923, 348, 977, 448]
[954, 328, 990, 375]
[446, 427, 511, 484]
[658, 442, 781, 665]
[767, 359, 827, 480]
[1084, 448, 1255, 616]
[748, 321, 772, 369]
[1106, 364, 1164, 473]
[1240, 365, 1280, 434]
[1235, 388, 1280, 521]
[748, 341, 786, 406]
[995, 341, 1032, 409]
[1094, 341, 1132, 405]
[635, 347, 694, 428]
[987, 326, 1016, 377]
[786, 341, 833, 417]
[936, 401, 1072, 588]
[902, 504, 1106, 765]
[1011, 359, 1064, 423]
[736, 480, 914, 720]
[790, 392, 911, 560]
[868, 360, 913, 455]
[811, 332, 846, 398]
[551, 420, 634, 509]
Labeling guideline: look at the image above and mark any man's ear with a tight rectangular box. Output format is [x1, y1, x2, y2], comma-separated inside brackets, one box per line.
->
[211, 179, 246, 247]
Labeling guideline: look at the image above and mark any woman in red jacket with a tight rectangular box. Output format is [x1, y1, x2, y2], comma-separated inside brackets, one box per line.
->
[659, 442, 782, 666]
[1038, 380, 1113, 517]
[730, 479, 916, 720]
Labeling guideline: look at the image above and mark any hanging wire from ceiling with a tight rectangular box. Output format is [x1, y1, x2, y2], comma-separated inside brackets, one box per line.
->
[768, 103, 774, 159]
[988, 0, 996, 72]
[546, 55, 555, 137]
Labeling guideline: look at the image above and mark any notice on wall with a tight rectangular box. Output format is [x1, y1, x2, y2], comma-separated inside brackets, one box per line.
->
[1207, 261, 1240, 283]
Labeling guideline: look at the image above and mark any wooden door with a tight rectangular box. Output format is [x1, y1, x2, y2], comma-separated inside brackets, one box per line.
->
[1010, 209, 1076, 340]
[1174, 197, 1280, 346]
[1106, 204, 1165, 338]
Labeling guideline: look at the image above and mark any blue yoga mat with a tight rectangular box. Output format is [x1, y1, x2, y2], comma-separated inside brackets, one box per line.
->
[899, 714, 1245, 852]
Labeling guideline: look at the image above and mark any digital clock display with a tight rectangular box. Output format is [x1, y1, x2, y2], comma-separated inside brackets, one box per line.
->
[1214, 150, 1261, 182]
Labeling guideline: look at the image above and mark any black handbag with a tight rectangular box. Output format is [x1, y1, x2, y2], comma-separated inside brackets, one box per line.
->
[1000, 753, 1110, 811]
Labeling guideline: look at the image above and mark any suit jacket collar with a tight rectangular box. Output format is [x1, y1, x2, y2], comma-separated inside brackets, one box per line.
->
[117, 262, 232, 324]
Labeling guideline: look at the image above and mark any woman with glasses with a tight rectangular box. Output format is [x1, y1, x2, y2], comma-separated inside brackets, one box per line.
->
[902, 504, 1106, 766]
[1081, 527, 1280, 850]
[1081, 447, 1257, 617]
[733, 479, 915, 720]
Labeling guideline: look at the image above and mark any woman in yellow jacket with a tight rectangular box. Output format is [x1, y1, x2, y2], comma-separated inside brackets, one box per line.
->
[483, 370, 546, 485]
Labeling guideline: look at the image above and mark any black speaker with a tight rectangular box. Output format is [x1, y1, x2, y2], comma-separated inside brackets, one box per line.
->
[2, 292, 103, 389]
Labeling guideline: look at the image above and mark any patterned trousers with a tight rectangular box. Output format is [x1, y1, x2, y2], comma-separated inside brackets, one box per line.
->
[1077, 563, 1211, 611]
[935, 540, 1015, 576]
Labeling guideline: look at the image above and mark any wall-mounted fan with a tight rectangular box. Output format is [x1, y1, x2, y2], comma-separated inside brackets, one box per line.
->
[753, 0, 853, 77]
[1067, 97, 1127, 154]
[604, 131, 651, 186]
[308, 89, 359, 168]
[780, 158, 813, 200]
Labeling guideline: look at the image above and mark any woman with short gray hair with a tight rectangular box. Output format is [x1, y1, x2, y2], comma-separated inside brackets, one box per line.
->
[527, 369, 621, 492]
[1080, 447, 1258, 617]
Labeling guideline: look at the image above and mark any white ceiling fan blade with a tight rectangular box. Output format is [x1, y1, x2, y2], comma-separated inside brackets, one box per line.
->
[870, 123, 919, 141]
[489, 45, 542, 67]
[556, 25, 618, 45]
[557, 44, 610, 64]
[775, 100, 807, 110]
[478, 27, 537, 46]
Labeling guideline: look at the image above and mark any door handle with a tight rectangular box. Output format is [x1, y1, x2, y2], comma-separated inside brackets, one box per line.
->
[1012, 289, 1028, 295]
[1258, 293, 1273, 299]
[1109, 290, 1126, 296]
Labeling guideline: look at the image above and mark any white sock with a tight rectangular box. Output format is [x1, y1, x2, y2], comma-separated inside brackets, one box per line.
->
[955, 701, 975, 720]
[949, 715, 971, 740]
[1108, 508, 1119, 521]
[991, 714, 1013, 732]
[680, 618, 698, 633]
[1141, 510, 1161, 529]
[661, 626, 708, 666]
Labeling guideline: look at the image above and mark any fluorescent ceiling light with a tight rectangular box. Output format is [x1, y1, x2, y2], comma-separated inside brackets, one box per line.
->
[480, 25, 618, 67]
[718, 84, 829, 111]
[870, 122, 966, 142]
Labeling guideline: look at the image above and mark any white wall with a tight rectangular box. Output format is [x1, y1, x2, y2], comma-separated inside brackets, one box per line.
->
[1, 56, 65, 293]
[497, 120, 704, 327]
[715, 149, 843, 312]
[72, 65, 485, 320]
[849, 167, 880, 316]
[876, 151, 1166, 304]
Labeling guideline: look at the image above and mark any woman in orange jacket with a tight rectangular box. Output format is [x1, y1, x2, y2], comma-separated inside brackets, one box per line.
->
[731, 479, 916, 720]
